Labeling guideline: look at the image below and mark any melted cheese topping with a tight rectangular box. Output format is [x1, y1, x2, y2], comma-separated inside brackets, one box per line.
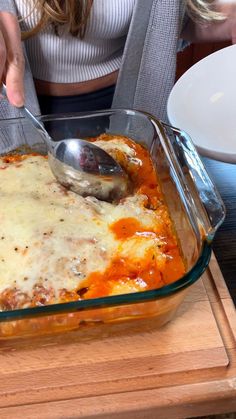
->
[0, 136, 185, 310]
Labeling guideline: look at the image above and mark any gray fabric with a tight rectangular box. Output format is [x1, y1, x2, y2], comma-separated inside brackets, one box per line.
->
[0, 0, 187, 123]
[111, 0, 154, 114]
[0, 0, 15, 14]
[112, 0, 186, 122]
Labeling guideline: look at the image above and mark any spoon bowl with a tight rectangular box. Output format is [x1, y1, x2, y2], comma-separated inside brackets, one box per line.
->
[1, 84, 128, 201]
[48, 138, 129, 200]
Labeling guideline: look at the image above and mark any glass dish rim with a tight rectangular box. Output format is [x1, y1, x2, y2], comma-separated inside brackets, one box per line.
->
[0, 108, 215, 321]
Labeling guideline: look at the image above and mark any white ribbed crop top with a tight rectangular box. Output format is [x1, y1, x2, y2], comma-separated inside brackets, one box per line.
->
[15, 0, 135, 83]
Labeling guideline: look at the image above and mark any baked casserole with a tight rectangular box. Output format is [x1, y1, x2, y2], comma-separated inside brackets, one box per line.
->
[0, 134, 185, 311]
[0, 109, 225, 339]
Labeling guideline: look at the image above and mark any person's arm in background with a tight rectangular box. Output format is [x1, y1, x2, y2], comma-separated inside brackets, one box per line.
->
[0, 11, 24, 106]
[182, 1, 236, 44]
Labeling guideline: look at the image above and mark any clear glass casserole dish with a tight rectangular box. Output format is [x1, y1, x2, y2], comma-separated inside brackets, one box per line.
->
[0, 109, 225, 339]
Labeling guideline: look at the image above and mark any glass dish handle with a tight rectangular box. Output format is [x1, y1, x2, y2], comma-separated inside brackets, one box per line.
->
[161, 122, 226, 241]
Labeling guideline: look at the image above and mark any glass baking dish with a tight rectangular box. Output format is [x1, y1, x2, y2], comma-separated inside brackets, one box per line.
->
[0, 109, 225, 339]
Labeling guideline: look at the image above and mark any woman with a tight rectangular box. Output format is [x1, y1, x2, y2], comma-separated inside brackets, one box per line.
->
[0, 0, 235, 121]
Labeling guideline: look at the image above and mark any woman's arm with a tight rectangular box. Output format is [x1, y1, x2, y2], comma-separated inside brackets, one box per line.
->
[0, 11, 25, 106]
[182, 1, 236, 44]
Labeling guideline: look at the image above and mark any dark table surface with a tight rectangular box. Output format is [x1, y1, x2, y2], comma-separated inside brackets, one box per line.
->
[202, 157, 236, 306]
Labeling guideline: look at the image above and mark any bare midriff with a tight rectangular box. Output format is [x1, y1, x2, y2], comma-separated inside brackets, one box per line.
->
[34, 70, 119, 96]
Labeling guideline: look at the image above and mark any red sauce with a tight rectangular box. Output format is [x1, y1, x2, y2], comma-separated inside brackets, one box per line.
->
[76, 135, 185, 300]
[2, 153, 42, 164]
[110, 217, 145, 239]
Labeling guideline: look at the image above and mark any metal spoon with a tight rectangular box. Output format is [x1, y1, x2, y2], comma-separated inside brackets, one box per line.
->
[1, 84, 128, 201]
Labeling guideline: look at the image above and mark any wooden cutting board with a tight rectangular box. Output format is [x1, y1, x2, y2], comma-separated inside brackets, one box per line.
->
[0, 253, 235, 419]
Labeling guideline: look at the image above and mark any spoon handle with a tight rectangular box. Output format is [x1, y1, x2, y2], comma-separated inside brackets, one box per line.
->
[19, 106, 53, 149]
[1, 83, 53, 151]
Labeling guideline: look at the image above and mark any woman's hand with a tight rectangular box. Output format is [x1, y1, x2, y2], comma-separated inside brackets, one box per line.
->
[0, 11, 24, 106]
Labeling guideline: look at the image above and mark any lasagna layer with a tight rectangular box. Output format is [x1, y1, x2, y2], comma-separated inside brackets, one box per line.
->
[0, 135, 185, 310]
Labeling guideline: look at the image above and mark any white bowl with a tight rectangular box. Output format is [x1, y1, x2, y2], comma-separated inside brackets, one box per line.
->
[167, 44, 236, 163]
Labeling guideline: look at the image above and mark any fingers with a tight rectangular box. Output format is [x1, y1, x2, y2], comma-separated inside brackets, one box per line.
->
[0, 12, 25, 107]
[0, 29, 7, 82]
[5, 49, 25, 107]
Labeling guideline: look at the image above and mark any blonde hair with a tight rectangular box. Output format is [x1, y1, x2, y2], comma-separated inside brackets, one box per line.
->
[21, 0, 224, 40]
[21, 0, 94, 40]
[186, 0, 224, 22]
